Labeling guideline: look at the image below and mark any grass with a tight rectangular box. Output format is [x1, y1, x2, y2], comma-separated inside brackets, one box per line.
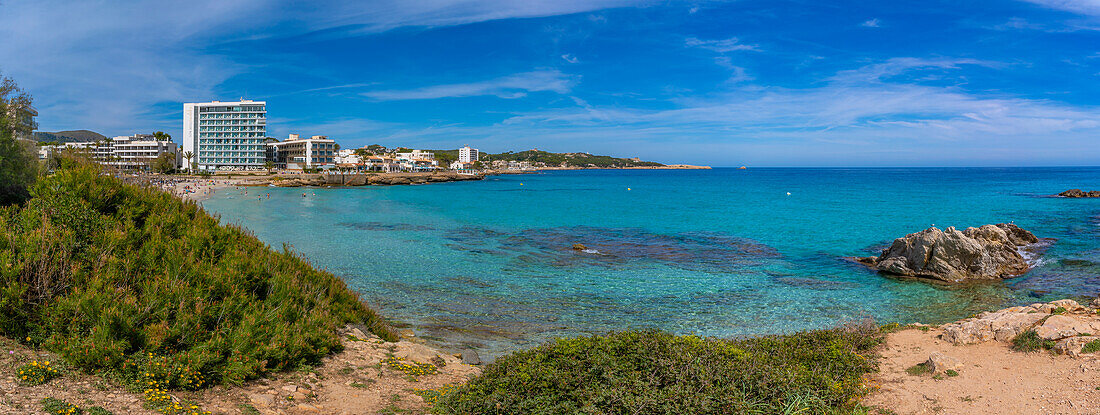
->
[944, 369, 959, 377]
[0, 159, 396, 390]
[1011, 330, 1056, 353]
[1082, 339, 1100, 354]
[41, 397, 83, 415]
[433, 323, 883, 414]
[905, 363, 931, 376]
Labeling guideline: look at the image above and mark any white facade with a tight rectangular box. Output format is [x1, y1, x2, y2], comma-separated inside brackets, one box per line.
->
[266, 134, 337, 169]
[40, 134, 178, 170]
[183, 100, 266, 171]
[335, 148, 361, 165]
[459, 146, 479, 163]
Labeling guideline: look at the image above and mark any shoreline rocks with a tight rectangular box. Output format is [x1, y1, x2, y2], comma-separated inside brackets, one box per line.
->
[260, 172, 484, 188]
[853, 223, 1041, 283]
[940, 299, 1100, 357]
[1057, 189, 1100, 198]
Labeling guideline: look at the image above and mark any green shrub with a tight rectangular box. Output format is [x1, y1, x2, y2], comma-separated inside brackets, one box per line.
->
[41, 397, 82, 415]
[0, 161, 396, 389]
[18, 359, 61, 385]
[434, 325, 882, 414]
[1011, 330, 1055, 352]
[1082, 339, 1100, 354]
[945, 369, 958, 377]
[904, 363, 930, 376]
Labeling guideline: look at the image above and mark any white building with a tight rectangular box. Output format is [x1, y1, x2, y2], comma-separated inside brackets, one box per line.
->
[182, 100, 266, 171]
[335, 148, 361, 165]
[459, 145, 479, 163]
[395, 150, 437, 171]
[40, 134, 179, 170]
[266, 134, 337, 169]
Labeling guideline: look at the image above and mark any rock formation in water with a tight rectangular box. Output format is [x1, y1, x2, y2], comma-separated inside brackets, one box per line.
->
[1057, 189, 1100, 198]
[853, 223, 1040, 283]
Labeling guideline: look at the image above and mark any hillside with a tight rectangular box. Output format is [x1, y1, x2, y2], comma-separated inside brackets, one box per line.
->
[0, 157, 396, 412]
[485, 149, 664, 168]
[34, 129, 106, 143]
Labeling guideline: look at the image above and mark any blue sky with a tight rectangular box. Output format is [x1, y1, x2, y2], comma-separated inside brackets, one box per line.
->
[1, 0, 1099, 166]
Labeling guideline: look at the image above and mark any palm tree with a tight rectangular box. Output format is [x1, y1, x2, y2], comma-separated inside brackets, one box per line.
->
[183, 151, 194, 172]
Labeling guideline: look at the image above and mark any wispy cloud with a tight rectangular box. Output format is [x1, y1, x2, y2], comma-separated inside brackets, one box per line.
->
[685, 37, 761, 53]
[861, 18, 880, 27]
[561, 54, 580, 64]
[0, 0, 651, 134]
[363, 70, 576, 101]
[375, 58, 1100, 165]
[1018, 0, 1100, 16]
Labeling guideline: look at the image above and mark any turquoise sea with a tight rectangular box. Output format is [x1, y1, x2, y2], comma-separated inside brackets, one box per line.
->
[203, 168, 1100, 357]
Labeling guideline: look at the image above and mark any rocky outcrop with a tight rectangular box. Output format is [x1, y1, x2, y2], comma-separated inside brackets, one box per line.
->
[941, 299, 1100, 357]
[853, 223, 1040, 283]
[1057, 189, 1100, 198]
[924, 352, 963, 374]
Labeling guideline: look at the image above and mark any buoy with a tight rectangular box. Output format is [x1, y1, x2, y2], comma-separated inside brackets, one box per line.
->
[627, 188, 631, 191]
[786, 192, 791, 196]
[520, 183, 524, 186]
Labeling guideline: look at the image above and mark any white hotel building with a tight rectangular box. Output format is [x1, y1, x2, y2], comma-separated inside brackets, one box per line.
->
[459, 145, 479, 163]
[182, 100, 266, 171]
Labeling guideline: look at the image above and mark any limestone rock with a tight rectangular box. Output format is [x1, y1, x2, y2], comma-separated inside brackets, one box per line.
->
[1034, 315, 1100, 340]
[854, 223, 1040, 283]
[925, 352, 963, 374]
[249, 393, 275, 407]
[1053, 336, 1098, 357]
[941, 309, 1045, 344]
[572, 243, 588, 251]
[1049, 299, 1088, 313]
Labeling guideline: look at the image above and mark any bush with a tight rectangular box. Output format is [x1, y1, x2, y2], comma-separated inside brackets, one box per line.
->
[18, 359, 61, 385]
[41, 397, 82, 415]
[0, 161, 396, 389]
[1011, 330, 1055, 352]
[1082, 339, 1100, 354]
[434, 325, 882, 414]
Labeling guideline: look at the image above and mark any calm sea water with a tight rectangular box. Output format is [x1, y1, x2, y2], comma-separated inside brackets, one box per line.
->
[203, 168, 1100, 357]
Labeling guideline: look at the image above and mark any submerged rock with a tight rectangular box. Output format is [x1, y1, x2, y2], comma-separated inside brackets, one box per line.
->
[853, 223, 1040, 283]
[1057, 189, 1100, 198]
[572, 243, 588, 251]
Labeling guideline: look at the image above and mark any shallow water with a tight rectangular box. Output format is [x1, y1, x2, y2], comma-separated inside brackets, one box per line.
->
[204, 168, 1100, 357]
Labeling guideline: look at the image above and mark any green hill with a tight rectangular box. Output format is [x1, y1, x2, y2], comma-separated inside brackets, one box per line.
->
[484, 149, 664, 168]
[34, 129, 107, 143]
[0, 158, 396, 389]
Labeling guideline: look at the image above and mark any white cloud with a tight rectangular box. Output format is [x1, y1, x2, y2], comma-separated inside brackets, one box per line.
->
[561, 54, 580, 64]
[1018, 0, 1100, 16]
[380, 58, 1100, 165]
[0, 0, 653, 134]
[362, 70, 576, 101]
[685, 37, 761, 53]
[861, 18, 881, 27]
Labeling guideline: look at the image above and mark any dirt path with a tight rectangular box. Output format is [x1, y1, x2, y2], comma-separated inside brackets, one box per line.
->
[865, 327, 1100, 414]
[0, 327, 478, 415]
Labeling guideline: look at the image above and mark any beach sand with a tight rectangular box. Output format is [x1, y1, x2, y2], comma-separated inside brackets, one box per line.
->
[865, 327, 1100, 414]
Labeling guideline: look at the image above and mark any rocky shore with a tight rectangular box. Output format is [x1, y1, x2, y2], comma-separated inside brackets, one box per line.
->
[261, 172, 484, 187]
[853, 223, 1043, 283]
[867, 297, 1100, 414]
[1058, 189, 1100, 198]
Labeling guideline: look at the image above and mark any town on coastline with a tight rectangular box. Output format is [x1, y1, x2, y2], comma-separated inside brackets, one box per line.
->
[32, 99, 707, 182]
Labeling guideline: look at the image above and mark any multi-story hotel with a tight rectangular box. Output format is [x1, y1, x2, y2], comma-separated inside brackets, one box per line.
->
[459, 145, 479, 163]
[266, 134, 337, 169]
[182, 100, 266, 171]
[40, 134, 178, 170]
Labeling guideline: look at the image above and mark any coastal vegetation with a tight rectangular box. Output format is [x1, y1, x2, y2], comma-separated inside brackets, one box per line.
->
[0, 155, 397, 391]
[483, 149, 664, 168]
[434, 325, 883, 414]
